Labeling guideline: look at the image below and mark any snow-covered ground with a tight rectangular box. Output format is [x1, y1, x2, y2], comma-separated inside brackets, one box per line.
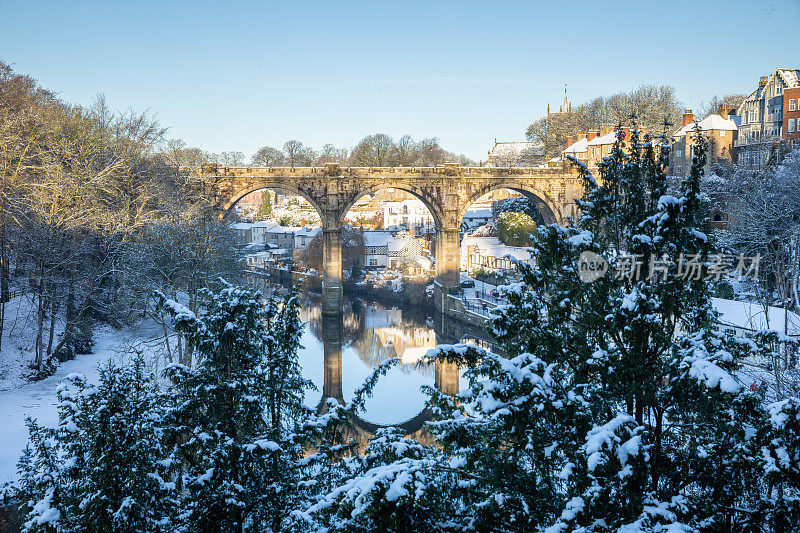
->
[0, 293, 450, 482]
[0, 324, 125, 483]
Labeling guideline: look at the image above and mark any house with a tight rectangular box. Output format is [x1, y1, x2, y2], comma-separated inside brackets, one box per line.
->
[230, 222, 254, 244]
[245, 246, 290, 269]
[462, 206, 493, 231]
[736, 68, 800, 169]
[263, 225, 300, 252]
[383, 199, 435, 234]
[387, 234, 431, 274]
[562, 133, 590, 165]
[461, 236, 531, 274]
[363, 230, 391, 268]
[713, 298, 800, 339]
[670, 108, 739, 176]
[460, 224, 532, 274]
[561, 125, 632, 168]
[294, 226, 321, 250]
[251, 220, 276, 244]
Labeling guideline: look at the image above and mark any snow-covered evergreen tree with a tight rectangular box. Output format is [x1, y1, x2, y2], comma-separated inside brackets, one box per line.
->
[160, 282, 316, 532]
[312, 126, 800, 531]
[16, 357, 174, 532]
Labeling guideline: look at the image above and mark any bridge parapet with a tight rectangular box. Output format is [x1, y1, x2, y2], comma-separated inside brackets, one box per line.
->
[189, 164, 579, 179]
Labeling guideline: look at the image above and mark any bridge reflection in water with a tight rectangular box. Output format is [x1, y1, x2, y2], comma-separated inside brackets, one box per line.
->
[300, 299, 496, 436]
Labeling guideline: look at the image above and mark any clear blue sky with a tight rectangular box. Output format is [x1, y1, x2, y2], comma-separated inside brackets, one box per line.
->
[1, 0, 798, 161]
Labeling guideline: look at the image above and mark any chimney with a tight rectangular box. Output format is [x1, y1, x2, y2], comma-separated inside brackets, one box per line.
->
[566, 134, 574, 147]
[759, 76, 768, 87]
[587, 130, 598, 141]
[682, 110, 694, 127]
[599, 124, 612, 136]
[577, 132, 587, 141]
[718, 104, 734, 118]
[622, 126, 631, 140]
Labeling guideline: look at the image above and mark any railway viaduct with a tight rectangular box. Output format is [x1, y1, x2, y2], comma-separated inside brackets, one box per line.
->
[198, 163, 585, 314]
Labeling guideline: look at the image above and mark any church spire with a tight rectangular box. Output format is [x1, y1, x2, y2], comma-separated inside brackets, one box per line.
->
[563, 84, 568, 113]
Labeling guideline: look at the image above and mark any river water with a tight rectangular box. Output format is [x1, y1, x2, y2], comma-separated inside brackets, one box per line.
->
[296, 296, 454, 426]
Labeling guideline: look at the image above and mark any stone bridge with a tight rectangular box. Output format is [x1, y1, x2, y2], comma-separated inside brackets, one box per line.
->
[197, 163, 584, 314]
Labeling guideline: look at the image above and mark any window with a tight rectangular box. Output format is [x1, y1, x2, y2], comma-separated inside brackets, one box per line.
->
[720, 131, 726, 137]
[776, 86, 783, 95]
[790, 119, 797, 133]
[790, 99, 797, 111]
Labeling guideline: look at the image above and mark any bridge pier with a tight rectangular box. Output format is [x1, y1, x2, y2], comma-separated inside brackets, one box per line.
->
[321, 313, 344, 404]
[322, 227, 343, 316]
[433, 227, 461, 311]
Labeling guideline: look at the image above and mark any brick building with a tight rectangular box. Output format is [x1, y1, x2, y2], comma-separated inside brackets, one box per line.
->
[670, 108, 738, 176]
[783, 86, 800, 147]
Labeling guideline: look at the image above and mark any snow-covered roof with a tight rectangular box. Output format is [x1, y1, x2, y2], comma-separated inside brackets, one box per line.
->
[387, 236, 411, 252]
[776, 68, 800, 88]
[586, 131, 616, 147]
[363, 230, 391, 247]
[252, 220, 276, 229]
[674, 114, 738, 138]
[265, 225, 301, 234]
[470, 222, 499, 237]
[230, 222, 254, 230]
[464, 208, 492, 219]
[712, 298, 800, 337]
[562, 137, 589, 154]
[295, 226, 321, 238]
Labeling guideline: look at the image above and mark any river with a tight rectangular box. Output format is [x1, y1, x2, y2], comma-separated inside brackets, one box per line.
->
[296, 295, 458, 426]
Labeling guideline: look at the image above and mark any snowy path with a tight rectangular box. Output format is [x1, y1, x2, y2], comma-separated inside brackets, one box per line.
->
[0, 327, 121, 483]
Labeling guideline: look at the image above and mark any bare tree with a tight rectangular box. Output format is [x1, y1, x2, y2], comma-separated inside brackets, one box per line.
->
[282, 140, 306, 168]
[719, 149, 800, 396]
[349, 133, 397, 166]
[315, 144, 348, 165]
[251, 145, 285, 166]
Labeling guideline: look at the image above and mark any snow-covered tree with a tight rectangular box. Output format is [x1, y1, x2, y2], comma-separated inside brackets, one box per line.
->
[160, 282, 317, 532]
[311, 126, 800, 531]
[16, 357, 174, 532]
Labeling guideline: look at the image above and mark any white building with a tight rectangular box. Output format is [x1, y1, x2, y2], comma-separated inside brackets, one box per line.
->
[294, 226, 321, 250]
[251, 220, 276, 244]
[460, 232, 532, 274]
[383, 199, 435, 234]
[363, 230, 391, 268]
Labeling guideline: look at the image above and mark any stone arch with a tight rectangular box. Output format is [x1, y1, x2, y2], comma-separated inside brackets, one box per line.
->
[459, 181, 561, 227]
[222, 181, 326, 224]
[338, 182, 444, 230]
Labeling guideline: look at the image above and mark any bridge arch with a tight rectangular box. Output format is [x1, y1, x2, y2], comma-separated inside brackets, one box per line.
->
[338, 183, 444, 230]
[222, 181, 326, 223]
[459, 181, 562, 226]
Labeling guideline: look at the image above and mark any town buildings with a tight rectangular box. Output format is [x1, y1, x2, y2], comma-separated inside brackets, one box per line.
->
[736, 68, 800, 168]
[383, 199, 435, 234]
[670, 108, 739, 176]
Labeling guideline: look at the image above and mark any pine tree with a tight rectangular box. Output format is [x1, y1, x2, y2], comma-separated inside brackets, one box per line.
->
[258, 193, 272, 219]
[16, 357, 174, 533]
[160, 282, 315, 532]
[311, 125, 800, 530]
